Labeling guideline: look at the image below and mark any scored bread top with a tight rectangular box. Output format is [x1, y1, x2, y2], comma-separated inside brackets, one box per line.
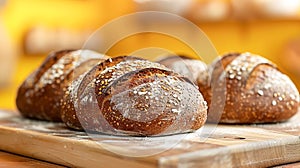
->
[17, 50, 107, 121]
[62, 56, 207, 136]
[99, 68, 207, 135]
[203, 52, 299, 123]
[62, 56, 168, 131]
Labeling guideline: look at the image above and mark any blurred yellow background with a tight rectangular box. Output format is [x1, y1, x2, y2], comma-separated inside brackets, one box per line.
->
[0, 0, 300, 110]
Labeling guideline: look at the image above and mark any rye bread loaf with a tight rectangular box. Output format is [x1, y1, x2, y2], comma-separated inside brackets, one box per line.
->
[157, 55, 208, 83]
[17, 52, 208, 136]
[16, 50, 108, 121]
[61, 56, 207, 136]
[197, 52, 299, 123]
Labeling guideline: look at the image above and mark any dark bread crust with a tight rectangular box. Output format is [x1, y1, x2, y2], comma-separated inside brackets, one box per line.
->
[16, 50, 74, 121]
[198, 52, 299, 123]
[61, 56, 157, 130]
[198, 53, 239, 122]
[157, 55, 208, 83]
[17, 53, 208, 136]
[62, 56, 207, 136]
[16, 50, 107, 121]
[97, 68, 207, 135]
[59, 58, 103, 127]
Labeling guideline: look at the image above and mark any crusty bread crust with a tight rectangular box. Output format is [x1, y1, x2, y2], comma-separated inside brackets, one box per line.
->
[157, 55, 208, 83]
[198, 52, 299, 123]
[62, 56, 207, 136]
[16, 50, 107, 121]
[17, 52, 208, 136]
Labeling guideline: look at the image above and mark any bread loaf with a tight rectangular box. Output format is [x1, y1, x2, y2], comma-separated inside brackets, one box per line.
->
[157, 55, 208, 83]
[198, 52, 299, 123]
[17, 52, 208, 136]
[61, 56, 207, 136]
[16, 50, 108, 121]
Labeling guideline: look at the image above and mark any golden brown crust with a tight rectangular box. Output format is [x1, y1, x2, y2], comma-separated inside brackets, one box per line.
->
[198, 52, 299, 123]
[16, 50, 107, 121]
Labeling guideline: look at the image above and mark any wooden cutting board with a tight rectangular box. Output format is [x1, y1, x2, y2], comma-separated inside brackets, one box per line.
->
[0, 110, 299, 168]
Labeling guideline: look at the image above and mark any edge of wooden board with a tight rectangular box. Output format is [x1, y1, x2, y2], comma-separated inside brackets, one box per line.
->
[1, 110, 300, 168]
[0, 125, 155, 168]
[159, 135, 300, 168]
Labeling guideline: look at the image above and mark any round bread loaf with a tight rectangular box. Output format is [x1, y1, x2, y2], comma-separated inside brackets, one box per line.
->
[157, 55, 208, 83]
[197, 52, 300, 123]
[61, 56, 207, 136]
[16, 50, 108, 121]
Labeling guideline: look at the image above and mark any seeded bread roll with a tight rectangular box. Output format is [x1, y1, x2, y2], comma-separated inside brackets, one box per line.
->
[16, 50, 108, 121]
[157, 55, 208, 83]
[61, 56, 207, 136]
[198, 52, 299, 123]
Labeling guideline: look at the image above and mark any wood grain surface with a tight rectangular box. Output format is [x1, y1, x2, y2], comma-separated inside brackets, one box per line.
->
[0, 110, 299, 168]
[0, 151, 65, 168]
